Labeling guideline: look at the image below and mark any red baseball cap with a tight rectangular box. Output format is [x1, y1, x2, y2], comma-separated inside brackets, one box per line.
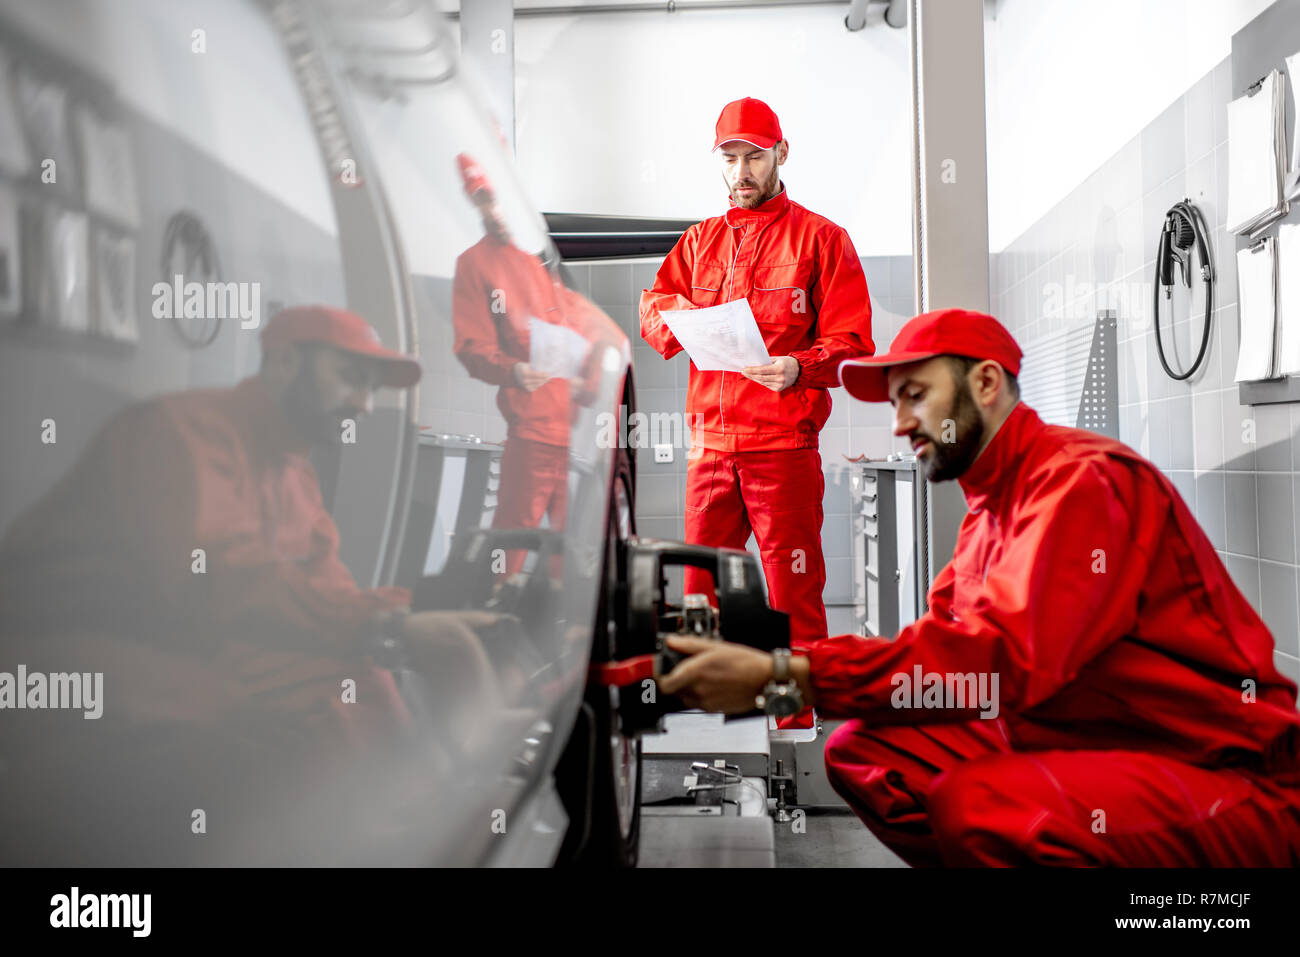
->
[261, 305, 422, 388]
[712, 97, 784, 151]
[838, 308, 1022, 402]
[457, 152, 493, 198]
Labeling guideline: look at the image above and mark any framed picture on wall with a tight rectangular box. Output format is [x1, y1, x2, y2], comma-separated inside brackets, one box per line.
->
[14, 63, 77, 197]
[92, 226, 136, 343]
[75, 103, 139, 229]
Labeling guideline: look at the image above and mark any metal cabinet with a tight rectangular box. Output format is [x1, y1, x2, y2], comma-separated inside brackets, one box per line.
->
[850, 459, 965, 638]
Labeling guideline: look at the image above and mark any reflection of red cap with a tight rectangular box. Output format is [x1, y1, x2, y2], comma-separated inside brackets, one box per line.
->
[457, 152, 492, 198]
[712, 97, 784, 151]
[839, 309, 1022, 402]
[261, 305, 422, 388]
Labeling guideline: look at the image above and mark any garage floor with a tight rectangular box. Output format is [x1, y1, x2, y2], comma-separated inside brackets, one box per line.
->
[771, 808, 908, 867]
[638, 607, 911, 868]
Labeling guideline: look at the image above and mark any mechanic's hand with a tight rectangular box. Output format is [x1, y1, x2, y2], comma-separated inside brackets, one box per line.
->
[398, 610, 503, 686]
[741, 356, 799, 392]
[512, 361, 550, 392]
[657, 636, 774, 714]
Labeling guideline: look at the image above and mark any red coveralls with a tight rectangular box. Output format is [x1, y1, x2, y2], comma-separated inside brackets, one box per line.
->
[811, 401, 1300, 866]
[0, 378, 413, 739]
[452, 237, 574, 554]
[639, 186, 874, 652]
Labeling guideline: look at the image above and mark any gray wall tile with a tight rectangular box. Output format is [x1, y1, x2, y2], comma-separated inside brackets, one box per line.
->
[1193, 390, 1224, 471]
[1223, 553, 1261, 609]
[1195, 471, 1227, 550]
[1169, 394, 1194, 469]
[1258, 562, 1299, 658]
[635, 473, 680, 518]
[1257, 473, 1296, 563]
[1142, 100, 1187, 193]
[1254, 403, 1291, 471]
[1225, 472, 1259, 557]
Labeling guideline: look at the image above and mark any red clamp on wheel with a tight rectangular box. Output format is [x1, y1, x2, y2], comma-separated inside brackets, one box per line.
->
[591, 654, 658, 687]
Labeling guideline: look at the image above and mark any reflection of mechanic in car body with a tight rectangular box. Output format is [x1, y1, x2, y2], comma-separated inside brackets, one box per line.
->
[452, 153, 577, 567]
[661, 310, 1300, 867]
[639, 97, 875, 724]
[0, 306, 503, 862]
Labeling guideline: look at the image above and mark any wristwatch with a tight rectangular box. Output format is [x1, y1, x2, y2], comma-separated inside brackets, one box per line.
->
[756, 648, 803, 717]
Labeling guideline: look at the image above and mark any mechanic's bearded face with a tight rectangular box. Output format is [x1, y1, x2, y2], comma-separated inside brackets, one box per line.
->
[282, 344, 380, 446]
[719, 140, 786, 209]
[888, 357, 986, 483]
[472, 189, 512, 245]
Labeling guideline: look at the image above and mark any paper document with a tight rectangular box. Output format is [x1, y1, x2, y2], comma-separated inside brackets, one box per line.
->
[1227, 70, 1288, 236]
[528, 316, 589, 379]
[1234, 238, 1278, 383]
[1278, 224, 1300, 376]
[659, 298, 772, 372]
[1287, 50, 1300, 174]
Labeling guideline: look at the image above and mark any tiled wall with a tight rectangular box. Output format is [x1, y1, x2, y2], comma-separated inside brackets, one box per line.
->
[990, 56, 1300, 685]
[567, 256, 911, 607]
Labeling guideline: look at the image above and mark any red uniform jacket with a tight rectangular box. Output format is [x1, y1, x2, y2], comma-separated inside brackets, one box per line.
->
[639, 187, 875, 451]
[452, 236, 573, 447]
[809, 402, 1300, 774]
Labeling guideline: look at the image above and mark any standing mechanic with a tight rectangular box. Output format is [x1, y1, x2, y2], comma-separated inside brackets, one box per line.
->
[660, 309, 1300, 866]
[640, 97, 875, 680]
[453, 153, 573, 564]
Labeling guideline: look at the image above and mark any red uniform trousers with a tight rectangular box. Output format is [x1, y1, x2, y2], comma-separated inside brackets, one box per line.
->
[681, 447, 827, 652]
[494, 435, 569, 576]
[824, 718, 1300, 867]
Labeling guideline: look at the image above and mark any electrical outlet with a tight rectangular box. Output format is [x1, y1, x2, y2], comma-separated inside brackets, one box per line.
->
[654, 443, 673, 463]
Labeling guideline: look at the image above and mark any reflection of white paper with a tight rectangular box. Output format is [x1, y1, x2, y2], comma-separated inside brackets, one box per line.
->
[75, 105, 140, 228]
[1234, 239, 1278, 382]
[528, 316, 588, 379]
[1227, 71, 1286, 236]
[660, 298, 772, 372]
[1278, 224, 1300, 376]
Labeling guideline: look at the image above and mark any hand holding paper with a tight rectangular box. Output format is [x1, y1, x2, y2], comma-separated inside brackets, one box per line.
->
[658, 298, 772, 372]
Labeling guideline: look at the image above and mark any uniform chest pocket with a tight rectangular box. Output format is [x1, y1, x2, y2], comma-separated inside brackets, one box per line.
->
[749, 261, 814, 326]
[690, 262, 727, 307]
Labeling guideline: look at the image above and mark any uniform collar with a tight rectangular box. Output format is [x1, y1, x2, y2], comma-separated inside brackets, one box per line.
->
[725, 183, 789, 226]
[956, 401, 1042, 513]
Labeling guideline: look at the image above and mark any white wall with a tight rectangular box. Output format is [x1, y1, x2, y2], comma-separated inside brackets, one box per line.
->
[985, 0, 1275, 250]
[506, 6, 914, 255]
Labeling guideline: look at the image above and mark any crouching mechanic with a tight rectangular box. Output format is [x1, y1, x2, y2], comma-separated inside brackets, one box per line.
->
[639, 97, 874, 702]
[659, 308, 1300, 866]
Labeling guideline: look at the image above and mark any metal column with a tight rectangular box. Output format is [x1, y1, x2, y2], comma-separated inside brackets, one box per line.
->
[460, 0, 517, 154]
[905, 0, 988, 600]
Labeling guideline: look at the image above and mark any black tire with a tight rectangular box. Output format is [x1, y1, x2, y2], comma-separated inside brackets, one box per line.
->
[555, 435, 641, 867]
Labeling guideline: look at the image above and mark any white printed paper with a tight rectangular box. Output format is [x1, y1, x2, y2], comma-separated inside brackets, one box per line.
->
[1227, 70, 1287, 236]
[528, 316, 588, 379]
[659, 298, 772, 372]
[1234, 238, 1278, 382]
[1278, 223, 1300, 376]
[1287, 50, 1300, 174]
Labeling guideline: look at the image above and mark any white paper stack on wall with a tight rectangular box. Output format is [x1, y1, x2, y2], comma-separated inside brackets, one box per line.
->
[1277, 223, 1300, 376]
[1227, 70, 1288, 237]
[1234, 237, 1278, 382]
